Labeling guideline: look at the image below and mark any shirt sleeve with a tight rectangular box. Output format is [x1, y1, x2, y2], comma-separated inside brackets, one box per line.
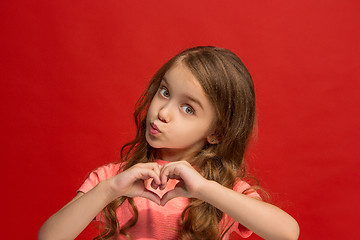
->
[77, 163, 120, 194]
[227, 179, 262, 239]
[77, 163, 121, 222]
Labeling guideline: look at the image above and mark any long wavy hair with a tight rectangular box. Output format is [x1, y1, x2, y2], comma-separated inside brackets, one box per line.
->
[94, 46, 261, 239]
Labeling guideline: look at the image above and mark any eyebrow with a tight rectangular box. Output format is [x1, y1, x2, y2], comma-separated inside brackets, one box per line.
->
[162, 77, 168, 84]
[162, 77, 204, 110]
[184, 94, 204, 110]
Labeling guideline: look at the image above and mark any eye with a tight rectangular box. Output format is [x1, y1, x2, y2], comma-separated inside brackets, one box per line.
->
[182, 105, 194, 115]
[159, 87, 170, 98]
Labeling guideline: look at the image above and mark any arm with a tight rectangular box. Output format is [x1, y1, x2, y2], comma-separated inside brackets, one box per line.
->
[198, 180, 300, 240]
[160, 161, 300, 240]
[38, 163, 162, 240]
[38, 181, 114, 240]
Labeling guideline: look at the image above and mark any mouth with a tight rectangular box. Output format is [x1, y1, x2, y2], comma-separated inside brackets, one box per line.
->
[149, 122, 161, 135]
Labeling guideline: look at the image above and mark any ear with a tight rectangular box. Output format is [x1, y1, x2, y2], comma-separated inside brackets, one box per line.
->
[206, 133, 220, 145]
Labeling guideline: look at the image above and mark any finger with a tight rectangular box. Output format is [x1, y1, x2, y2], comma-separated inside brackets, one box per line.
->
[141, 189, 161, 205]
[136, 168, 161, 186]
[160, 189, 181, 206]
[137, 162, 161, 174]
[160, 163, 183, 190]
[150, 178, 160, 190]
[148, 162, 162, 176]
[160, 166, 171, 190]
[168, 173, 182, 180]
[142, 162, 162, 183]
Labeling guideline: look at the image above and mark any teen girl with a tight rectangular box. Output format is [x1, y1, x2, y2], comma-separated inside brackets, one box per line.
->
[38, 46, 299, 240]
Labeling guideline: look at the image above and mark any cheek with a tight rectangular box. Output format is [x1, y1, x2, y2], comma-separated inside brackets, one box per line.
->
[172, 120, 210, 140]
[147, 99, 157, 117]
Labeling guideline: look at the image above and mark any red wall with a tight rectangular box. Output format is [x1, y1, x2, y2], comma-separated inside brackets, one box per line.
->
[1, 0, 359, 239]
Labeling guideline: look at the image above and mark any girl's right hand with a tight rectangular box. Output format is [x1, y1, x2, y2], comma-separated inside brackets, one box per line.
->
[108, 162, 162, 205]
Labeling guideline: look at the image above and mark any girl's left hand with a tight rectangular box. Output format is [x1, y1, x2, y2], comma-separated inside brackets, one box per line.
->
[159, 160, 208, 206]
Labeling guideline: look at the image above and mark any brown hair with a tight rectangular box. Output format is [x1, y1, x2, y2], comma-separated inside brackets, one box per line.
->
[94, 46, 262, 239]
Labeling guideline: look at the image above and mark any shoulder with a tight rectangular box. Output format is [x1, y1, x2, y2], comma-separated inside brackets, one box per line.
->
[233, 177, 261, 199]
[77, 162, 122, 194]
[90, 162, 122, 180]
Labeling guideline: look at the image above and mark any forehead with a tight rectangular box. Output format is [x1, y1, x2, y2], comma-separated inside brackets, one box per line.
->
[163, 63, 206, 98]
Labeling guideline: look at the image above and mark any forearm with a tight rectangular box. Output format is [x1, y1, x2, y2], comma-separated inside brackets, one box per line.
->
[197, 180, 299, 240]
[38, 180, 115, 240]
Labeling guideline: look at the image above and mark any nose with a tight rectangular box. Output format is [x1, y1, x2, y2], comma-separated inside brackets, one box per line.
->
[158, 103, 171, 123]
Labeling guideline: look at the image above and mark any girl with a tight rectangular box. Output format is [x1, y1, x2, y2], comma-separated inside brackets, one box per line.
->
[38, 46, 299, 240]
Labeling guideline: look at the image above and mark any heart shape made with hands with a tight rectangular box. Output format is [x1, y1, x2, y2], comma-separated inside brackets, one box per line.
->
[127, 160, 202, 206]
[143, 175, 188, 206]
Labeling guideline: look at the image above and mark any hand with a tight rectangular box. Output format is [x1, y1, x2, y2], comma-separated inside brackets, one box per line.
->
[109, 162, 162, 205]
[159, 160, 208, 206]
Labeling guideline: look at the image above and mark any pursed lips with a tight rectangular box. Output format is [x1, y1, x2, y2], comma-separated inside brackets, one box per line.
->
[149, 122, 161, 135]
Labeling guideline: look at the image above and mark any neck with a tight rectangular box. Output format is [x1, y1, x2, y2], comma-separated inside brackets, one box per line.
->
[156, 148, 195, 162]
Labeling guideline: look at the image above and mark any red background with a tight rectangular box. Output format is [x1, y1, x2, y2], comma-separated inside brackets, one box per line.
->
[1, 0, 359, 239]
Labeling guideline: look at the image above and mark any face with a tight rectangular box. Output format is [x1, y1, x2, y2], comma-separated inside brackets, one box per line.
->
[146, 63, 218, 160]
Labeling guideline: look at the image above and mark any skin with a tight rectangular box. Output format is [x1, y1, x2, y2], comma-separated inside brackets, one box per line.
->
[146, 63, 219, 162]
[38, 63, 299, 240]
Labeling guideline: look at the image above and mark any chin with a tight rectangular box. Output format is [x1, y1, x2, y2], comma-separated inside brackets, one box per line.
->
[145, 134, 160, 149]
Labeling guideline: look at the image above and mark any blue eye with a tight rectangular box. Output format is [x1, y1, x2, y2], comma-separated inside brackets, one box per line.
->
[159, 87, 169, 98]
[182, 105, 194, 115]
